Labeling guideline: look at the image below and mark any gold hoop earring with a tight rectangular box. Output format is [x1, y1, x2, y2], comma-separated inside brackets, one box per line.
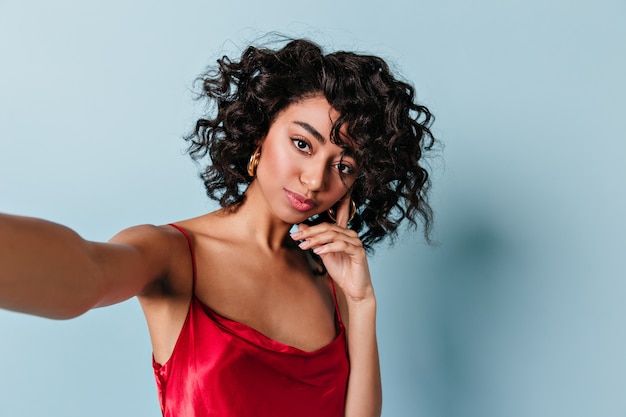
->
[327, 199, 357, 223]
[247, 146, 261, 177]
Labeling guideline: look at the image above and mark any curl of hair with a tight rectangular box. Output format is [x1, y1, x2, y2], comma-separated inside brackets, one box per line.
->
[186, 38, 436, 251]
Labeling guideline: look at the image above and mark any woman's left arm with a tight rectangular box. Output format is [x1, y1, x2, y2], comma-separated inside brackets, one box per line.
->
[336, 282, 381, 417]
[292, 198, 382, 417]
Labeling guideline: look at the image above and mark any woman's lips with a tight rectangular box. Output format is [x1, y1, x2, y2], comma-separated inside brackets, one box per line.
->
[284, 189, 317, 212]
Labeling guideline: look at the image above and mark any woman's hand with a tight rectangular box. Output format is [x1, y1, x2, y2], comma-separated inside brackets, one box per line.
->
[292, 198, 382, 417]
[291, 197, 373, 302]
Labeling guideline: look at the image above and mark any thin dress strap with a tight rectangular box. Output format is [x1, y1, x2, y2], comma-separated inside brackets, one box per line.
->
[168, 223, 197, 291]
[329, 279, 343, 326]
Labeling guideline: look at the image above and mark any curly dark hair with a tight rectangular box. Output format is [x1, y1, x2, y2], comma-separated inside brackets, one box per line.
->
[186, 38, 435, 250]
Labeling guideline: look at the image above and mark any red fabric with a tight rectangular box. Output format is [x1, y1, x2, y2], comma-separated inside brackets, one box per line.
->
[152, 224, 349, 417]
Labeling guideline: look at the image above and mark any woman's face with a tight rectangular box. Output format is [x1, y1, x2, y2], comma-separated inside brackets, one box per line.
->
[254, 94, 359, 224]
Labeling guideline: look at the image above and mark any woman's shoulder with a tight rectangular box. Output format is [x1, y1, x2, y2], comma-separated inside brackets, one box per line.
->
[140, 211, 229, 280]
[109, 223, 190, 258]
[107, 217, 219, 299]
[111, 209, 223, 248]
[168, 209, 237, 245]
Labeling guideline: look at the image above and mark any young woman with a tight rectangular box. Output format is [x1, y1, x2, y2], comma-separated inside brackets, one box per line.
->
[0, 38, 435, 416]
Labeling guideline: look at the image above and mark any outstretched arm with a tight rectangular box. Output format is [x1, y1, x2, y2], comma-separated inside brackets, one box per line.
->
[0, 213, 171, 319]
[292, 198, 382, 417]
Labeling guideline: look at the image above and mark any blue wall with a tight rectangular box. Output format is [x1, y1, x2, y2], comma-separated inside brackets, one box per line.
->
[1, 0, 625, 416]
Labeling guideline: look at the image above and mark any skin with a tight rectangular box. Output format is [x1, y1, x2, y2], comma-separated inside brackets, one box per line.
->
[0, 95, 382, 417]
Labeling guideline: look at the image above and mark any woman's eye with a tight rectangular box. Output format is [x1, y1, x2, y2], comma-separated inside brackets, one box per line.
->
[335, 163, 355, 175]
[291, 138, 311, 153]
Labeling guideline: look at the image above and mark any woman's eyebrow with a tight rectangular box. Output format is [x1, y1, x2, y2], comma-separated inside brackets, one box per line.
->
[293, 121, 326, 144]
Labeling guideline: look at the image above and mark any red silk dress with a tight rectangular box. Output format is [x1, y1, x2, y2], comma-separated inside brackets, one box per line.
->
[152, 224, 349, 417]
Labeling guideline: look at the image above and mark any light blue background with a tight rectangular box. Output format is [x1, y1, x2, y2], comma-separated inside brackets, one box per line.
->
[1, 1, 625, 416]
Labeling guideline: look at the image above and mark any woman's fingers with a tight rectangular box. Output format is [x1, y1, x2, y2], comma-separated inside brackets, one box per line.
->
[335, 196, 352, 228]
[297, 228, 361, 251]
[293, 225, 364, 262]
[292, 196, 362, 260]
[292, 222, 355, 245]
[312, 239, 365, 257]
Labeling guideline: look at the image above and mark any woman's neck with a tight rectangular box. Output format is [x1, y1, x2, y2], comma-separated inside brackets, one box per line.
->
[228, 182, 295, 253]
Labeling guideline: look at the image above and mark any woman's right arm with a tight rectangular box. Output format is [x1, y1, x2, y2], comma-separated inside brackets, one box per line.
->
[0, 213, 172, 319]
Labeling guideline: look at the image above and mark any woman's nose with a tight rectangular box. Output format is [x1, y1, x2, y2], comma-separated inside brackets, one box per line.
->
[300, 160, 328, 192]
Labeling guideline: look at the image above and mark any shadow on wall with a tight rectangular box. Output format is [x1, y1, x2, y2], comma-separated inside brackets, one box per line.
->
[423, 208, 528, 417]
